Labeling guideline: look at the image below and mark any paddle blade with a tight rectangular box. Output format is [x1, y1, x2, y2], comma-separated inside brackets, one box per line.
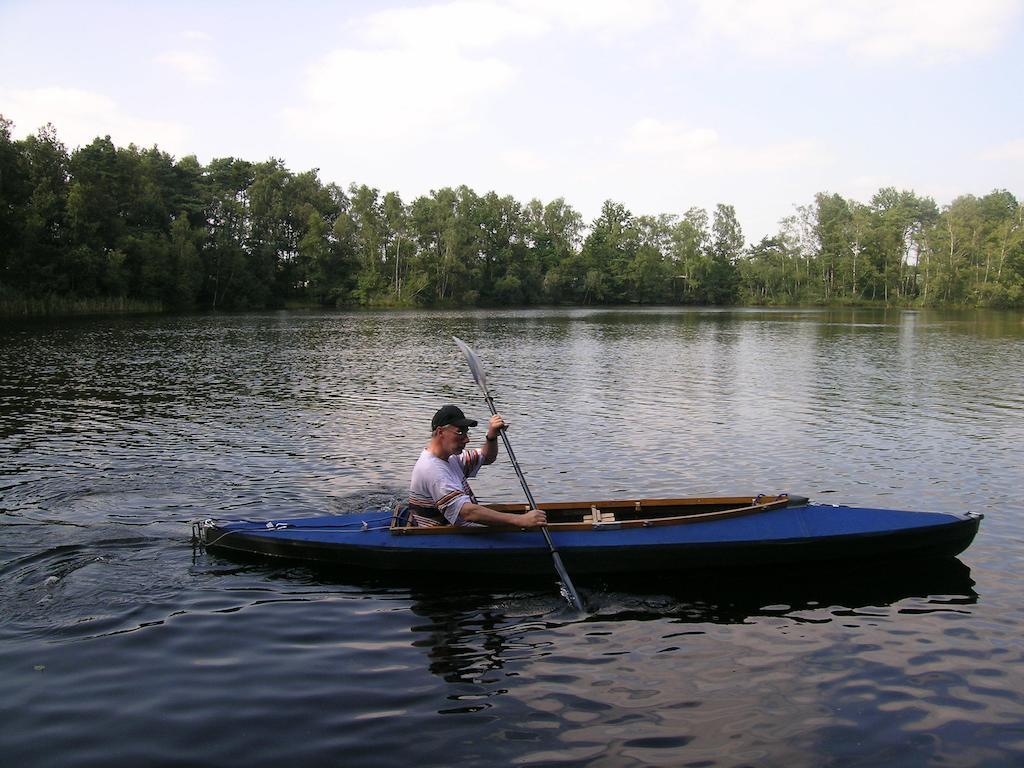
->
[452, 336, 489, 395]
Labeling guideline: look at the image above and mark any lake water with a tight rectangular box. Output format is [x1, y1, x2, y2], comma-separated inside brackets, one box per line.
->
[1, 307, 1023, 766]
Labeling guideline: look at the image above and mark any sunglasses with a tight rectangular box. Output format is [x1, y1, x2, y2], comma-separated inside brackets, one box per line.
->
[448, 425, 470, 436]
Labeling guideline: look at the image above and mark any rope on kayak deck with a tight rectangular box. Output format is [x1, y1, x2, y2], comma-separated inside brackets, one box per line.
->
[192, 515, 393, 548]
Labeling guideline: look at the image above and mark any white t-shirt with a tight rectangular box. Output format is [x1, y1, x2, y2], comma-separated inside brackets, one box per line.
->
[409, 448, 485, 526]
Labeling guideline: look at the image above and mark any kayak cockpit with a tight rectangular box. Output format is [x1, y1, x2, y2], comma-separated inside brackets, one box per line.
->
[390, 494, 804, 534]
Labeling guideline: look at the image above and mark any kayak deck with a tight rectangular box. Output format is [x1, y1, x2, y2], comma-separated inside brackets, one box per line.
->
[393, 494, 801, 533]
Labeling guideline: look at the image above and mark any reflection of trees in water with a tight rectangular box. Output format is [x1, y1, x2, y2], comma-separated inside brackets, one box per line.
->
[597, 558, 978, 624]
[407, 589, 534, 695]
[404, 558, 978, 694]
[396, 558, 981, 768]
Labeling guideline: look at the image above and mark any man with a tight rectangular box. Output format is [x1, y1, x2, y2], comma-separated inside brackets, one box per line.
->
[408, 404, 547, 528]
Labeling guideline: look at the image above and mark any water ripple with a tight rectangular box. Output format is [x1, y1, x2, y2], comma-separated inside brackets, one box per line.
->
[1, 308, 1023, 766]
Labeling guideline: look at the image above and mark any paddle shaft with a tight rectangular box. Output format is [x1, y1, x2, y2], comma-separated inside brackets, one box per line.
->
[451, 335, 583, 611]
[481, 394, 583, 611]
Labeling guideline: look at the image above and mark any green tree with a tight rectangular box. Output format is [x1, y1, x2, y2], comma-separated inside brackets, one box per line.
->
[578, 200, 638, 303]
[409, 187, 481, 305]
[861, 188, 937, 304]
[524, 197, 583, 303]
[925, 190, 1024, 307]
[739, 236, 797, 304]
[66, 136, 127, 294]
[0, 116, 29, 294]
[475, 192, 533, 304]
[629, 215, 674, 303]
[813, 192, 854, 301]
[19, 125, 72, 295]
[704, 203, 742, 304]
[669, 207, 710, 303]
[382, 191, 409, 301]
[345, 183, 388, 302]
[201, 157, 255, 309]
[309, 183, 356, 306]
[167, 215, 203, 307]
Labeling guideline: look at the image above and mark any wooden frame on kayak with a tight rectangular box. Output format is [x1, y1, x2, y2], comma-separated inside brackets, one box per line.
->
[390, 495, 794, 535]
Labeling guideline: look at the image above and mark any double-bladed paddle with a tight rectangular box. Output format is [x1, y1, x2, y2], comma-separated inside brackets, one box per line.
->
[452, 336, 584, 612]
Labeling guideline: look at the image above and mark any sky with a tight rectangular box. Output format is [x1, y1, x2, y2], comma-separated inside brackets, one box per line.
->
[2, 0, 1023, 241]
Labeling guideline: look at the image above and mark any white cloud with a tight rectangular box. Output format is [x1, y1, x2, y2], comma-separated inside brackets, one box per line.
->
[981, 138, 1024, 163]
[690, 0, 1020, 63]
[499, 148, 548, 173]
[358, 0, 668, 50]
[594, 117, 838, 237]
[849, 1, 1014, 60]
[847, 174, 895, 197]
[361, 0, 548, 50]
[624, 119, 719, 160]
[511, 0, 669, 33]
[283, 0, 675, 164]
[0, 87, 191, 153]
[622, 117, 831, 173]
[156, 50, 219, 84]
[283, 0, 561, 148]
[282, 47, 516, 144]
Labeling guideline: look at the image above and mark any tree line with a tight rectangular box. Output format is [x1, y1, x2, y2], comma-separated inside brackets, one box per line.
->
[1, 117, 1022, 314]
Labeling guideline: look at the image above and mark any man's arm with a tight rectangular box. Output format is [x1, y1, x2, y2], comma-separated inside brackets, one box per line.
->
[459, 503, 546, 528]
[480, 413, 506, 465]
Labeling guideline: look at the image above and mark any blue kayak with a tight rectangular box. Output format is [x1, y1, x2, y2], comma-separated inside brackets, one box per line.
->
[197, 494, 981, 574]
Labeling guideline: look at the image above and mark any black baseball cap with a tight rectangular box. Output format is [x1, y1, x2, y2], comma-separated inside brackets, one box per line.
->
[432, 405, 478, 431]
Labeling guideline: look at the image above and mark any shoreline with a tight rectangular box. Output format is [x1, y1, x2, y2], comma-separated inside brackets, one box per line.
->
[4, 297, 1020, 319]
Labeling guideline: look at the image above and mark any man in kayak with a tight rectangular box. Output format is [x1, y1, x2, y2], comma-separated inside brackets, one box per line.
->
[408, 404, 547, 528]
